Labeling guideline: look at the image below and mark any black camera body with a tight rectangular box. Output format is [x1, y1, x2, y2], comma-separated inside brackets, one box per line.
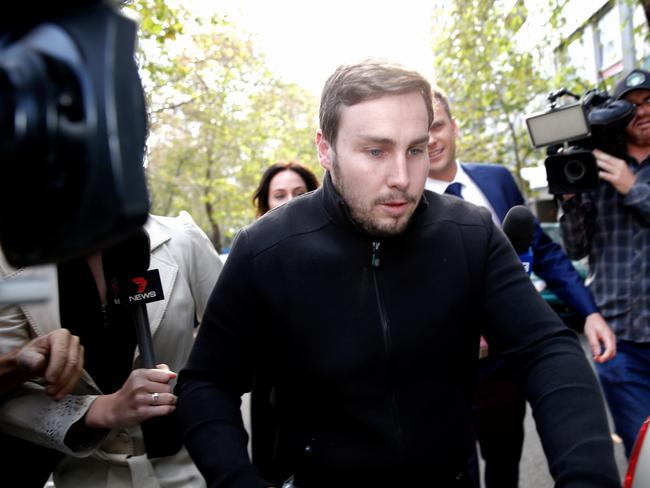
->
[525, 88, 635, 195]
[0, 0, 149, 267]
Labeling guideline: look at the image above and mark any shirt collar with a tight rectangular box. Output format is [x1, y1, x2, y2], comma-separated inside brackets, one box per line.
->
[425, 161, 471, 194]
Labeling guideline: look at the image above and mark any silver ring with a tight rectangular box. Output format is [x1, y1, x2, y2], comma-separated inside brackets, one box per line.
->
[151, 392, 160, 406]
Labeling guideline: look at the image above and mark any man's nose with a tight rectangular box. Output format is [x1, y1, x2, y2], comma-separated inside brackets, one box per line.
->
[636, 102, 650, 116]
[387, 154, 409, 190]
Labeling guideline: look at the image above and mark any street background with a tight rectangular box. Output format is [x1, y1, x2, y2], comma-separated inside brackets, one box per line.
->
[513, 335, 628, 488]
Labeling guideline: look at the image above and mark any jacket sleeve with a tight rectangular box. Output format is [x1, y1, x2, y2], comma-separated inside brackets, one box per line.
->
[624, 165, 650, 223]
[477, 211, 620, 487]
[0, 274, 105, 457]
[0, 381, 102, 456]
[530, 224, 597, 319]
[496, 167, 598, 319]
[177, 228, 270, 488]
[176, 211, 224, 321]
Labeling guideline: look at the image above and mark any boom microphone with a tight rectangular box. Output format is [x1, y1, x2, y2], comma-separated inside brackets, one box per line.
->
[502, 205, 535, 274]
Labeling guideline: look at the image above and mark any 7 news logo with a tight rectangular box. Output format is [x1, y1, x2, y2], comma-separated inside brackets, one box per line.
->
[129, 276, 157, 302]
[112, 270, 164, 305]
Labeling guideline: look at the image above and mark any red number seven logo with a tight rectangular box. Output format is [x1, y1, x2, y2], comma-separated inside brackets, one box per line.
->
[132, 277, 148, 293]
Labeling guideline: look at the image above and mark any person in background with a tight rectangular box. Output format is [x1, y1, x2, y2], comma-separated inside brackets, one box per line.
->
[0, 211, 222, 488]
[250, 160, 320, 479]
[177, 59, 620, 488]
[559, 68, 650, 458]
[252, 161, 320, 217]
[425, 86, 616, 488]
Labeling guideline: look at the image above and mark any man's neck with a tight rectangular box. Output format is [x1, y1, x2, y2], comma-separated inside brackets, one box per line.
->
[428, 160, 458, 182]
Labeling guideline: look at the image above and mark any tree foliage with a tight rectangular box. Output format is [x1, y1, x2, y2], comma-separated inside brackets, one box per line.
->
[430, 0, 584, 195]
[136, 13, 318, 251]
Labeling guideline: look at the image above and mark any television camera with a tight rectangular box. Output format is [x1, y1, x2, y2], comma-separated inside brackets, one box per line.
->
[525, 87, 636, 195]
[0, 0, 149, 272]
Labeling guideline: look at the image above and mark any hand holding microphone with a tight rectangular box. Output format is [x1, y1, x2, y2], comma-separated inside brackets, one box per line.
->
[84, 231, 176, 430]
[85, 364, 176, 429]
[103, 229, 183, 457]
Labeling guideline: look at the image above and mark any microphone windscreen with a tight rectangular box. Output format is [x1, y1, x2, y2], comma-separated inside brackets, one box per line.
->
[103, 226, 150, 276]
[502, 205, 535, 254]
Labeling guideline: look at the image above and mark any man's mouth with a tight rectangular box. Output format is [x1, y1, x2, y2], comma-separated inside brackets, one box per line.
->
[634, 118, 650, 129]
[428, 146, 444, 159]
[380, 201, 408, 215]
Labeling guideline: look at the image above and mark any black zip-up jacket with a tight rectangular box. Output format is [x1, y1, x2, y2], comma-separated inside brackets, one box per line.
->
[177, 174, 620, 488]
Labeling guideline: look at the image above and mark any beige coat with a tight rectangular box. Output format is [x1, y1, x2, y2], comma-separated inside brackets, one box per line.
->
[0, 212, 222, 488]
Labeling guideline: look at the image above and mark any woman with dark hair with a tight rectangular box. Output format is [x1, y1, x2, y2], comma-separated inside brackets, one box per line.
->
[252, 161, 319, 217]
[250, 161, 319, 480]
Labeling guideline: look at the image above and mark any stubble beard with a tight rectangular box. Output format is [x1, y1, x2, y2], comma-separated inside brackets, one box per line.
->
[626, 122, 650, 149]
[331, 155, 419, 237]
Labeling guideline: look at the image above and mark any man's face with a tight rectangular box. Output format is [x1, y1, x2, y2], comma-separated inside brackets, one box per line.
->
[624, 90, 650, 148]
[316, 92, 430, 237]
[427, 99, 459, 181]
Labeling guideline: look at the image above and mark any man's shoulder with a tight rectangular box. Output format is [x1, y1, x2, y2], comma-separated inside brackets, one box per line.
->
[146, 211, 212, 248]
[462, 162, 512, 178]
[243, 191, 330, 256]
[422, 190, 493, 228]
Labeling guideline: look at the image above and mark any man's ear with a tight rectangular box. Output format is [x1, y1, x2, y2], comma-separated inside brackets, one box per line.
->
[316, 130, 333, 171]
[452, 118, 459, 138]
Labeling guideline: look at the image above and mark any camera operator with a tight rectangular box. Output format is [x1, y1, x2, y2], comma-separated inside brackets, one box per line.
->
[559, 68, 650, 458]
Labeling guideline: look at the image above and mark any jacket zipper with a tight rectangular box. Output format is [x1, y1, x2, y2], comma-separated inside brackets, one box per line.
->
[370, 241, 405, 459]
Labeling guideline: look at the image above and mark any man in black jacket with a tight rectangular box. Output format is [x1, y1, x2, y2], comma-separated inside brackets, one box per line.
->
[177, 59, 620, 488]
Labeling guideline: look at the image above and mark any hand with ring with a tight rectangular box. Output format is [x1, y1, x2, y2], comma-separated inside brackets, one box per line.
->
[85, 364, 178, 429]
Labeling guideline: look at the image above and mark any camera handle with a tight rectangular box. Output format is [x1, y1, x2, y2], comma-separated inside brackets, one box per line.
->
[547, 88, 581, 108]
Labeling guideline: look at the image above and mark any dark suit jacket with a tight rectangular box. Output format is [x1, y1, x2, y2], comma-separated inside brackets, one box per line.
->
[463, 162, 597, 319]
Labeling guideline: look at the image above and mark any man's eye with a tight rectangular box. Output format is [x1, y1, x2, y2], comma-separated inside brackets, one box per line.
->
[369, 149, 382, 157]
[409, 147, 424, 156]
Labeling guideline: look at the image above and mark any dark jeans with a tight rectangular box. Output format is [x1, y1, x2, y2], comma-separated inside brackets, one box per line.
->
[595, 339, 650, 458]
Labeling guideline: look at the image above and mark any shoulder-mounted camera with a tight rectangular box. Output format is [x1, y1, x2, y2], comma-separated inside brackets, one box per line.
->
[0, 0, 149, 267]
[525, 88, 635, 195]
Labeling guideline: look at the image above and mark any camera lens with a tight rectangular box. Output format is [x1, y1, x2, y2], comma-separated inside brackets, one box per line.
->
[563, 159, 586, 183]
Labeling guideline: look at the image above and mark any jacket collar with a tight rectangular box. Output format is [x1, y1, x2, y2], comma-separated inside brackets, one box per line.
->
[145, 217, 172, 251]
[319, 171, 430, 238]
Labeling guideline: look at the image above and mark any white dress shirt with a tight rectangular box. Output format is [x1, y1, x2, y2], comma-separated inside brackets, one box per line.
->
[425, 163, 501, 226]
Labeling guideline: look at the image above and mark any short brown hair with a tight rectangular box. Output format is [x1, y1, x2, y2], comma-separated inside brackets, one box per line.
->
[319, 59, 433, 144]
[252, 161, 320, 217]
[430, 85, 453, 119]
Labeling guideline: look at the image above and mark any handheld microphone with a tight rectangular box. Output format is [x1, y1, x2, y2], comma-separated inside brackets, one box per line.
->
[108, 230, 163, 368]
[502, 205, 535, 275]
[107, 229, 181, 458]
